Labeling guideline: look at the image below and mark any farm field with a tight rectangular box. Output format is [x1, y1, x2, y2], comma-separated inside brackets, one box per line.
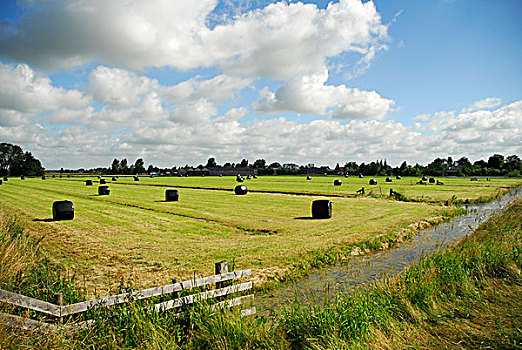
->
[0, 175, 520, 294]
[63, 174, 519, 202]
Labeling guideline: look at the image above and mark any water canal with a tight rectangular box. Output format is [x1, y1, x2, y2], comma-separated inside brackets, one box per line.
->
[255, 186, 522, 316]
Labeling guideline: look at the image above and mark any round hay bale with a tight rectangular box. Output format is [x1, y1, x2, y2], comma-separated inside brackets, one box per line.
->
[86, 180, 93, 186]
[237, 176, 244, 182]
[185, 174, 189, 177]
[386, 177, 392, 182]
[165, 189, 179, 202]
[0, 180, 3, 185]
[234, 185, 248, 195]
[59, 175, 63, 178]
[67, 175, 71, 178]
[150, 175, 155, 178]
[359, 174, 364, 178]
[133, 176, 139, 181]
[52, 200, 74, 221]
[219, 174, 223, 177]
[21, 175, 25, 180]
[253, 175, 257, 179]
[98, 185, 110, 195]
[112, 177, 117, 181]
[345, 174, 349, 178]
[3, 177, 7, 181]
[334, 179, 342, 186]
[100, 179, 106, 184]
[307, 175, 312, 180]
[312, 200, 332, 219]
[42, 176, 46, 180]
[369, 179, 377, 185]
[422, 175, 428, 181]
[98, 176, 101, 179]
[429, 177, 436, 184]
[247, 175, 251, 180]
[52, 175, 56, 178]
[396, 175, 402, 179]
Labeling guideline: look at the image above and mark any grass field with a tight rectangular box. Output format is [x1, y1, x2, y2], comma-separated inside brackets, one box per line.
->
[0, 175, 519, 294]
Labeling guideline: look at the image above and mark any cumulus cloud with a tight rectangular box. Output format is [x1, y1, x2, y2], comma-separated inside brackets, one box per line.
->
[0, 63, 89, 113]
[0, 0, 388, 80]
[166, 74, 251, 103]
[461, 97, 502, 113]
[254, 70, 394, 120]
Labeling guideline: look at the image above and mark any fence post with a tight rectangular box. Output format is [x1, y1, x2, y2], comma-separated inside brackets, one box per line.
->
[54, 293, 63, 324]
[215, 261, 229, 290]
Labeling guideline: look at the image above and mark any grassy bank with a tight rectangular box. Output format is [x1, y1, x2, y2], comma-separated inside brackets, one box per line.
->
[1, 198, 520, 349]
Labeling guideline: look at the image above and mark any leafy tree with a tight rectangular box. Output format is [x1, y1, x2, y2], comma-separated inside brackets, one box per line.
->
[239, 159, 249, 167]
[110, 158, 121, 174]
[487, 154, 504, 170]
[252, 159, 266, 169]
[0, 143, 44, 176]
[505, 155, 521, 171]
[134, 158, 146, 174]
[269, 162, 281, 168]
[206, 157, 218, 168]
[120, 158, 129, 174]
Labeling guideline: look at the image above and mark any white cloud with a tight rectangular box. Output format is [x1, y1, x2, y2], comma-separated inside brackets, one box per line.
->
[254, 70, 394, 120]
[0, 63, 89, 113]
[0, 0, 388, 80]
[461, 97, 502, 113]
[166, 74, 251, 103]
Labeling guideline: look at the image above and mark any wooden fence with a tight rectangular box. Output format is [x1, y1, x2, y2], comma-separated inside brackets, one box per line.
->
[0, 261, 255, 333]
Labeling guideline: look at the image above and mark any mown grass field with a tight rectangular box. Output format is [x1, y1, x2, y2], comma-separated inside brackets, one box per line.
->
[0, 175, 519, 294]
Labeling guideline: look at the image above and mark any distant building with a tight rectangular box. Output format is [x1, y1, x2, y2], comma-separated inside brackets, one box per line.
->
[207, 167, 257, 176]
[283, 163, 299, 170]
[446, 164, 464, 176]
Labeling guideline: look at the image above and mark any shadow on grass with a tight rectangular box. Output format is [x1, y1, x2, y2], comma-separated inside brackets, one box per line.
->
[294, 216, 317, 220]
[33, 218, 54, 222]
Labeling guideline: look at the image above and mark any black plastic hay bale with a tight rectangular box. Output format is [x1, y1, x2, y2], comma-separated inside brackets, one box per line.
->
[253, 175, 257, 179]
[98, 176, 101, 179]
[150, 175, 155, 178]
[237, 176, 244, 182]
[234, 185, 248, 195]
[21, 175, 25, 180]
[369, 179, 377, 185]
[386, 177, 392, 182]
[100, 179, 106, 184]
[219, 174, 223, 177]
[396, 175, 402, 179]
[52, 175, 56, 178]
[345, 174, 349, 178]
[307, 175, 312, 180]
[0, 180, 2, 185]
[112, 177, 117, 181]
[52, 200, 74, 220]
[429, 177, 436, 184]
[247, 175, 251, 180]
[334, 179, 342, 186]
[312, 200, 332, 219]
[98, 185, 110, 195]
[67, 175, 71, 178]
[41, 176, 46, 180]
[59, 175, 63, 178]
[3, 177, 7, 181]
[86, 180, 93, 186]
[165, 189, 179, 201]
[52, 200, 74, 221]
[422, 175, 428, 181]
[359, 174, 364, 178]
[133, 176, 139, 181]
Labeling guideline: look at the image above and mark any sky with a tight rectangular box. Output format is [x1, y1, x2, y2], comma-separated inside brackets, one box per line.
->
[0, 0, 520, 169]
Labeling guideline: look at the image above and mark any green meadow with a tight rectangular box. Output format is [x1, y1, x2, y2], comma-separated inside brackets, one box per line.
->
[0, 175, 519, 293]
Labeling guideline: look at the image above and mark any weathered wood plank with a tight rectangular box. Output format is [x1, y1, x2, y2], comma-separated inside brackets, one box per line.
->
[0, 312, 57, 333]
[61, 269, 251, 316]
[0, 289, 61, 317]
[154, 282, 253, 313]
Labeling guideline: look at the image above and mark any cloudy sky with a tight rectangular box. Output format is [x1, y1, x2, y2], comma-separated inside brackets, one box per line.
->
[0, 0, 520, 169]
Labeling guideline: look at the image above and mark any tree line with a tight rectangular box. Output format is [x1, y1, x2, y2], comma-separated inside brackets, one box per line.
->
[0, 143, 520, 177]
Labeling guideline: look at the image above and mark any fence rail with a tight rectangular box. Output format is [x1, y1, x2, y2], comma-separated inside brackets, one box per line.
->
[0, 261, 254, 332]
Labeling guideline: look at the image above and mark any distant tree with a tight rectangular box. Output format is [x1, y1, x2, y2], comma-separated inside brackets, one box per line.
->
[269, 162, 281, 168]
[134, 158, 145, 174]
[223, 162, 232, 167]
[120, 158, 129, 174]
[0, 143, 44, 176]
[239, 159, 249, 168]
[487, 154, 504, 170]
[447, 156, 454, 167]
[147, 165, 154, 174]
[206, 157, 217, 168]
[110, 158, 121, 174]
[252, 159, 266, 169]
[505, 155, 521, 171]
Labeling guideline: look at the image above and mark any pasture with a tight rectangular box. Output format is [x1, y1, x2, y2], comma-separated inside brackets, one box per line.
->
[0, 175, 519, 294]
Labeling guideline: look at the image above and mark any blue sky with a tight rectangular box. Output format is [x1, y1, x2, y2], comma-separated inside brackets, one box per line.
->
[0, 0, 520, 169]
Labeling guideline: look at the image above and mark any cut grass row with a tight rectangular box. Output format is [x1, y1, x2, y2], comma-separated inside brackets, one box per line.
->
[59, 174, 521, 203]
[0, 177, 457, 292]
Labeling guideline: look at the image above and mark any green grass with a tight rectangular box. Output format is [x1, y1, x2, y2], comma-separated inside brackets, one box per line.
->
[0, 176, 472, 292]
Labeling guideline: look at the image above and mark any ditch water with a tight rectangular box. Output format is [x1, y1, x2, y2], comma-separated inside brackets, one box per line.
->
[255, 186, 522, 316]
